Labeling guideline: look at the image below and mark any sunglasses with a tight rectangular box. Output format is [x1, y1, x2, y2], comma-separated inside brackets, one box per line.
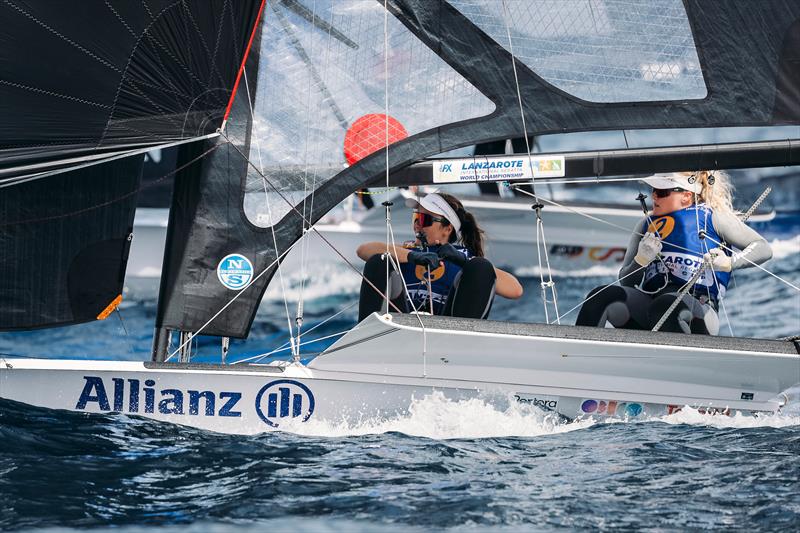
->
[653, 187, 688, 198]
[412, 210, 447, 228]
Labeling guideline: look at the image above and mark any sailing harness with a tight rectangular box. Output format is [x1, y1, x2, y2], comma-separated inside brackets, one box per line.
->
[638, 204, 731, 304]
[400, 242, 472, 315]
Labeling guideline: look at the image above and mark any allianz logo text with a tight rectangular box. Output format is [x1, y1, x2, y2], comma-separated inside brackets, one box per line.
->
[76, 376, 242, 417]
[255, 379, 315, 428]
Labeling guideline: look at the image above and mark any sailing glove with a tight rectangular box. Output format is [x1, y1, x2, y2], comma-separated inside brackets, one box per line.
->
[437, 243, 468, 267]
[702, 248, 732, 272]
[634, 232, 662, 266]
[407, 250, 441, 269]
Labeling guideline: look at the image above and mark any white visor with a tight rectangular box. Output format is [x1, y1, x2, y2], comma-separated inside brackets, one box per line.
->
[404, 193, 461, 239]
[641, 172, 702, 194]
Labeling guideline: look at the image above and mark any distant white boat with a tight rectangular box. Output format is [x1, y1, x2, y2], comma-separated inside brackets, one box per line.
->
[125, 191, 775, 298]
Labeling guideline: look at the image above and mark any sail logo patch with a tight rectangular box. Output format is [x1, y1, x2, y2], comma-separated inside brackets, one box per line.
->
[255, 379, 315, 428]
[217, 253, 253, 290]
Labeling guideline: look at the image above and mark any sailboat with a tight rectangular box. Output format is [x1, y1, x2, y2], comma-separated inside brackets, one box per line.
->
[1, 0, 799, 435]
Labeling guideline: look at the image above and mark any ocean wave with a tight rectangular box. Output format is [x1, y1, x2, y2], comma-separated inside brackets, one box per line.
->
[276, 391, 594, 440]
[770, 234, 800, 260]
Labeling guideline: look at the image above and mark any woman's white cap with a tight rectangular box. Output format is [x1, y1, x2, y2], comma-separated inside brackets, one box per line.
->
[641, 172, 703, 194]
[405, 192, 461, 239]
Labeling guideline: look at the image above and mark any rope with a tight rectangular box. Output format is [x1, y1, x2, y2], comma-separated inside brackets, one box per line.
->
[237, 329, 350, 362]
[500, 0, 559, 323]
[218, 131, 404, 311]
[242, 69, 297, 359]
[555, 264, 647, 322]
[232, 300, 359, 364]
[704, 234, 800, 292]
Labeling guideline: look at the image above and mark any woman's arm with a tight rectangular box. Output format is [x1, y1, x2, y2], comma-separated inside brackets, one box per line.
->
[712, 212, 772, 269]
[356, 242, 411, 262]
[494, 267, 523, 299]
[618, 218, 648, 286]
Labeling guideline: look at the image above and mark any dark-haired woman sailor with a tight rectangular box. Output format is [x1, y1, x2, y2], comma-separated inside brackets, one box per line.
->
[356, 192, 523, 321]
[576, 171, 772, 334]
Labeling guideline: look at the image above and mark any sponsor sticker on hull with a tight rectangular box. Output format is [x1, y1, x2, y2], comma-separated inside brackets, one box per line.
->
[255, 379, 315, 428]
[581, 399, 643, 417]
[514, 393, 559, 411]
[74, 376, 318, 429]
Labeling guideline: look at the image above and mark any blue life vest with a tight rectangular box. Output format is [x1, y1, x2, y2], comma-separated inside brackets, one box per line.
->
[641, 205, 731, 299]
[400, 244, 472, 314]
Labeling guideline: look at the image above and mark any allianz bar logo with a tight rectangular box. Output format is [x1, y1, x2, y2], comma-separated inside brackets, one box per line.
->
[75, 376, 316, 427]
[255, 379, 315, 427]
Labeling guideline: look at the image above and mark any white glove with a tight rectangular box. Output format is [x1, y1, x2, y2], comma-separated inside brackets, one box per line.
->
[634, 232, 662, 266]
[703, 248, 732, 272]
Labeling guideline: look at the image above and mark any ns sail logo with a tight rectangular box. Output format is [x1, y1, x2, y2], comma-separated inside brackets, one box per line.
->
[255, 379, 315, 428]
[217, 253, 253, 290]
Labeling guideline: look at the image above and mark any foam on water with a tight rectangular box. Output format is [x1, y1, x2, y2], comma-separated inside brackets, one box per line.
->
[770, 234, 800, 260]
[263, 263, 360, 302]
[513, 263, 620, 278]
[275, 391, 594, 440]
[656, 406, 800, 429]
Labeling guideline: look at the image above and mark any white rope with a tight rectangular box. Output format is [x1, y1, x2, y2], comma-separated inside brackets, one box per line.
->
[232, 300, 359, 364]
[387, 218, 429, 374]
[555, 264, 647, 322]
[238, 329, 350, 362]
[242, 68, 297, 358]
[704, 233, 800, 292]
[294, 0, 322, 358]
[165, 240, 302, 362]
[500, 0, 559, 323]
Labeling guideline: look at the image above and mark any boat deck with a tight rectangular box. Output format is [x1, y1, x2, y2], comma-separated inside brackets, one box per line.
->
[391, 314, 800, 355]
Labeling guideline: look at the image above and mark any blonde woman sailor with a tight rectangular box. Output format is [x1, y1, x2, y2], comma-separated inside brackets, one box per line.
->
[576, 171, 772, 334]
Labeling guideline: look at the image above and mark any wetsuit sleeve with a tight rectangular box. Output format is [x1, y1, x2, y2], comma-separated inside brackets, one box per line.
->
[711, 211, 773, 269]
[618, 217, 648, 286]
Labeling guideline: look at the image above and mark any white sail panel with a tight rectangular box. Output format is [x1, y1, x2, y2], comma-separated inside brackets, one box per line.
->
[243, 0, 496, 227]
[450, 0, 707, 103]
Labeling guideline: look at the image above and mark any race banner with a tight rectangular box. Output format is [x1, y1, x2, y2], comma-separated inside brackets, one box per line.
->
[432, 155, 565, 184]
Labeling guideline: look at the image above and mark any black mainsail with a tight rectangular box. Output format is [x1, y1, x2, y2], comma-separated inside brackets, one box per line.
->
[0, 0, 264, 330]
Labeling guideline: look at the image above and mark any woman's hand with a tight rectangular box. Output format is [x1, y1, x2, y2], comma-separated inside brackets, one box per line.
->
[407, 250, 441, 269]
[634, 232, 662, 266]
[437, 243, 468, 267]
[703, 248, 732, 272]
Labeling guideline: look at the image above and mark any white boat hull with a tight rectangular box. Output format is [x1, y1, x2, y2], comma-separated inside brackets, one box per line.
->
[2, 314, 796, 434]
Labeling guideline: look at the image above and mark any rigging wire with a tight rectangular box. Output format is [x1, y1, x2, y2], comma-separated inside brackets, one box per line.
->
[164, 126, 420, 362]
[293, 0, 323, 361]
[0, 142, 223, 228]
[555, 265, 648, 323]
[516, 186, 799, 325]
[232, 299, 360, 365]
[382, 0, 428, 373]
[236, 329, 351, 362]
[241, 68, 298, 359]
[0, 133, 221, 190]
[500, 0, 559, 323]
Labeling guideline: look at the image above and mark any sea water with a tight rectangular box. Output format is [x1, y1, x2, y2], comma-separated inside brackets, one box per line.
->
[0, 220, 798, 531]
